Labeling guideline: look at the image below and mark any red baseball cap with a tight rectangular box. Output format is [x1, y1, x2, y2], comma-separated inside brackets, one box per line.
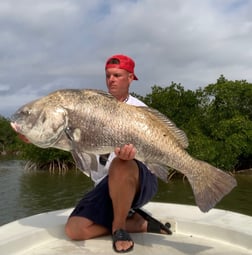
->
[105, 54, 138, 80]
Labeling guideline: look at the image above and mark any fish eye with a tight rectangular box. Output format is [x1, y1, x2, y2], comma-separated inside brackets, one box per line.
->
[21, 107, 31, 116]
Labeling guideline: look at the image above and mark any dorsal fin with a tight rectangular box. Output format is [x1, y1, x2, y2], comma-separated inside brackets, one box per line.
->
[84, 89, 117, 101]
[138, 106, 189, 148]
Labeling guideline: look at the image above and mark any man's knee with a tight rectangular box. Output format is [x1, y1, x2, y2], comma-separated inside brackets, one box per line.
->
[109, 158, 139, 179]
[65, 222, 75, 240]
[65, 217, 89, 240]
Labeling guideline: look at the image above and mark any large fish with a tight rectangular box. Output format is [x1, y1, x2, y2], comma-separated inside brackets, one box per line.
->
[10, 89, 237, 212]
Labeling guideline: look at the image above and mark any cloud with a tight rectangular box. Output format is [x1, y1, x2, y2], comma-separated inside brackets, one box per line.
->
[0, 0, 251, 117]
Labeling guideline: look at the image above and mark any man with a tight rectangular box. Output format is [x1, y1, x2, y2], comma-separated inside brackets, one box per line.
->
[65, 54, 170, 253]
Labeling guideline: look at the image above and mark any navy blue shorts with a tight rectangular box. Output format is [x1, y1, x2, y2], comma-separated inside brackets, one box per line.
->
[69, 160, 158, 231]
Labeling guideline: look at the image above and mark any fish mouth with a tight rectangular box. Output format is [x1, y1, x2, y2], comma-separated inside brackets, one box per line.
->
[10, 122, 30, 143]
[10, 122, 19, 132]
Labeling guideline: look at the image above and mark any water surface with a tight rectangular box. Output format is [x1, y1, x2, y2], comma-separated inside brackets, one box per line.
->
[0, 160, 251, 226]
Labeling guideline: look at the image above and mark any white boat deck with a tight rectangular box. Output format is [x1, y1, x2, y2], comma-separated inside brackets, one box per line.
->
[0, 202, 251, 255]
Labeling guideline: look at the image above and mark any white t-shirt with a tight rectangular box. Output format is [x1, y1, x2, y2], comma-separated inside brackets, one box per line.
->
[90, 95, 147, 185]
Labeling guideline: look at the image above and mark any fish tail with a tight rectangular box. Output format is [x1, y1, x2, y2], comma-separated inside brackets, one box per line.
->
[187, 160, 237, 212]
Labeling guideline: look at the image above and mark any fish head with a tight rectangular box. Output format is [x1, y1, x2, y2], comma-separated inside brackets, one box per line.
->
[11, 99, 68, 148]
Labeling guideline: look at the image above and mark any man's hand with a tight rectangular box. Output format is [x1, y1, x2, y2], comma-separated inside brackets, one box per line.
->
[114, 144, 136, 160]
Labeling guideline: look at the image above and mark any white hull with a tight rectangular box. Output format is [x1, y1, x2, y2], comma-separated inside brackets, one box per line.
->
[0, 202, 251, 254]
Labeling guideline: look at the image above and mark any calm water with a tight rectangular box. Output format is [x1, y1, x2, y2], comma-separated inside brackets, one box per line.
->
[0, 160, 252, 226]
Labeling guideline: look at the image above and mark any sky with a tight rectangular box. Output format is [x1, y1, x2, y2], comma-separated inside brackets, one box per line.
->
[0, 0, 251, 117]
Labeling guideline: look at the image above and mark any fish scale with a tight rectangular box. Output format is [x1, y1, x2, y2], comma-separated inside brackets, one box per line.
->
[10, 88, 237, 212]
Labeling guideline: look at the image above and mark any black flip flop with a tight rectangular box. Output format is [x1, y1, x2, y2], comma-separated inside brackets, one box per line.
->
[134, 208, 172, 235]
[112, 229, 134, 253]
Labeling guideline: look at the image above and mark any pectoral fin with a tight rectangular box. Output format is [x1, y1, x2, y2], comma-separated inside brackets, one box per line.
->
[71, 151, 98, 176]
[65, 127, 98, 176]
[146, 163, 169, 183]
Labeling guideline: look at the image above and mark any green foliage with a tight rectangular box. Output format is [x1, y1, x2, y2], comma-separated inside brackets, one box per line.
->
[1, 75, 252, 172]
[20, 143, 74, 170]
[139, 76, 252, 171]
[198, 76, 252, 170]
[20, 144, 71, 164]
[143, 83, 201, 126]
[0, 116, 19, 154]
[204, 75, 252, 121]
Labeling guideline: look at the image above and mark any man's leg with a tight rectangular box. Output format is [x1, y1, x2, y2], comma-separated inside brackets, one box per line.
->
[65, 216, 109, 240]
[126, 211, 147, 232]
[108, 157, 140, 252]
[65, 176, 113, 240]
